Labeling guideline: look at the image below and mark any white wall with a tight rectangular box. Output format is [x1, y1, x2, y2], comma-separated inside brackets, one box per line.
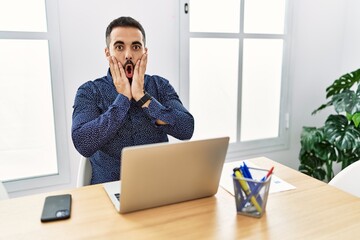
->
[10, 0, 360, 196]
[341, 0, 360, 72]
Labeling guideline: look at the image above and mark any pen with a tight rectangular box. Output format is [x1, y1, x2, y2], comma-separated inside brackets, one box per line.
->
[240, 163, 263, 205]
[233, 172, 246, 204]
[261, 166, 274, 181]
[233, 168, 262, 213]
[241, 162, 253, 179]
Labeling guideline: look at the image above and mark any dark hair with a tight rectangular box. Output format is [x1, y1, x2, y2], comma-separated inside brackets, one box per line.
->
[105, 16, 146, 47]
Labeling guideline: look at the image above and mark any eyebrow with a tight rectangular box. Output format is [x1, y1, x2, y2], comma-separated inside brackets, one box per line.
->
[113, 40, 124, 46]
[132, 41, 143, 46]
[113, 40, 143, 47]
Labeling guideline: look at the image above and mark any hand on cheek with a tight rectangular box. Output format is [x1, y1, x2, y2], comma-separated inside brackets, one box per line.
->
[108, 56, 132, 100]
[132, 52, 148, 101]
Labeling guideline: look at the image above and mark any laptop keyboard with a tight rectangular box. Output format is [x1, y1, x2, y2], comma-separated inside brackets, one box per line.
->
[114, 193, 120, 201]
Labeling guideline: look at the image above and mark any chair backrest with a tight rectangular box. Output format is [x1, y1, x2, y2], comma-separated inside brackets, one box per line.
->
[328, 160, 360, 197]
[76, 156, 92, 187]
[0, 181, 9, 200]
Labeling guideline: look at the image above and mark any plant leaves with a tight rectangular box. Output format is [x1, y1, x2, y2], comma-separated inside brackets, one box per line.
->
[313, 141, 337, 161]
[324, 114, 360, 150]
[331, 90, 352, 113]
[300, 127, 324, 151]
[312, 68, 360, 115]
[312, 102, 332, 115]
[337, 149, 360, 168]
[301, 68, 360, 182]
[331, 85, 360, 114]
[325, 68, 360, 99]
[299, 127, 337, 181]
[298, 149, 326, 181]
[352, 113, 360, 127]
[346, 112, 353, 121]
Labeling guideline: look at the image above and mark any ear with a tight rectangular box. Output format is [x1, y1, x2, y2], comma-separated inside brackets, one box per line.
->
[105, 47, 110, 57]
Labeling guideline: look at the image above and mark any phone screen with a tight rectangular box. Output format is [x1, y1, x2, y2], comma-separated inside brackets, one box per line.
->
[41, 194, 72, 222]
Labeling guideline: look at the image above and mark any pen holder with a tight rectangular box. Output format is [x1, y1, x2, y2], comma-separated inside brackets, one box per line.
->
[232, 167, 272, 218]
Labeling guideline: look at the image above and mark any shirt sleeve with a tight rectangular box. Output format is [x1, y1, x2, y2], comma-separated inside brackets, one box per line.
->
[71, 82, 131, 157]
[142, 79, 194, 140]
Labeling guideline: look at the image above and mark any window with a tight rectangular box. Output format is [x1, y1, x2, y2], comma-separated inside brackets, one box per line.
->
[180, 0, 291, 158]
[0, 0, 69, 192]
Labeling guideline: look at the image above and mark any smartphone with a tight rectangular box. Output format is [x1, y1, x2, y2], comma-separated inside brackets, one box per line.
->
[41, 194, 72, 222]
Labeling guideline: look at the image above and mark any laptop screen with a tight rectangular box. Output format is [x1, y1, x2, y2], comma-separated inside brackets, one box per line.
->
[115, 137, 230, 213]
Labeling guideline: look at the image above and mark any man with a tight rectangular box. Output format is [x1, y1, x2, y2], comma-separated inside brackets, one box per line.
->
[72, 16, 194, 184]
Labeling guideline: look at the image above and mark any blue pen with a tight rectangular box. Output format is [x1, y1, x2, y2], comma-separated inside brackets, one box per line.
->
[240, 164, 256, 192]
[243, 162, 253, 179]
[241, 163, 258, 196]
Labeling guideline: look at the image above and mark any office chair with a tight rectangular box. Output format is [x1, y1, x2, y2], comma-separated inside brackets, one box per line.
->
[0, 181, 9, 200]
[328, 160, 360, 197]
[76, 156, 92, 187]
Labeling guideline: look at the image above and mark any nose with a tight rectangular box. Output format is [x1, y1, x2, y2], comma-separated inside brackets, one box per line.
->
[125, 50, 133, 61]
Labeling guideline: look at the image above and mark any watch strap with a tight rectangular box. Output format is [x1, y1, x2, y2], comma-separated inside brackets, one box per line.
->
[136, 92, 152, 107]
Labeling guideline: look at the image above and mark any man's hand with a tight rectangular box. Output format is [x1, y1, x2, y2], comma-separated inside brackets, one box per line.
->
[108, 56, 132, 100]
[132, 51, 148, 101]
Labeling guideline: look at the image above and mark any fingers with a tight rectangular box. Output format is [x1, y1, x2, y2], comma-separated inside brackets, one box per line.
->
[108, 56, 132, 99]
[118, 63, 126, 80]
[109, 56, 128, 87]
[132, 52, 148, 100]
[108, 56, 123, 83]
[133, 52, 148, 82]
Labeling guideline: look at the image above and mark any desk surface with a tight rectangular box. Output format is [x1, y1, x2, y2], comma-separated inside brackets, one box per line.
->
[1, 157, 360, 239]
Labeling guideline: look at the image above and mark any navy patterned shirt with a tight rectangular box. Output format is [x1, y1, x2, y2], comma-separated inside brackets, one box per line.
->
[72, 69, 194, 184]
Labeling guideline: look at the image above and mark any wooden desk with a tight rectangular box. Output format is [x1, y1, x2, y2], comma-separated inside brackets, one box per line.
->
[1, 157, 360, 239]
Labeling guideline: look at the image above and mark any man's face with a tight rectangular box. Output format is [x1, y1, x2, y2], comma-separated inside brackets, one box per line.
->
[105, 26, 147, 79]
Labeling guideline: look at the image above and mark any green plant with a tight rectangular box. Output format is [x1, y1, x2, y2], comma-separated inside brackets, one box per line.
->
[299, 68, 360, 182]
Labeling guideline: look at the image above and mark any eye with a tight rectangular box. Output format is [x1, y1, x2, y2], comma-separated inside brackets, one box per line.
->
[115, 45, 124, 51]
[133, 45, 141, 51]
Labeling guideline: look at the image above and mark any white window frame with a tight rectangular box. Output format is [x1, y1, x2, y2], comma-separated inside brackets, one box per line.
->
[0, 0, 70, 193]
[180, 0, 293, 160]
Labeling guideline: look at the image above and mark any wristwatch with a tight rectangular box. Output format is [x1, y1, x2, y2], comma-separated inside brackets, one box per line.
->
[136, 92, 152, 107]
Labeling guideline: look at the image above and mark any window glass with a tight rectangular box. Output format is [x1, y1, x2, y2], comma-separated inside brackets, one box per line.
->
[0, 0, 47, 32]
[241, 39, 283, 141]
[181, 0, 290, 157]
[190, 0, 241, 33]
[189, 38, 239, 142]
[244, 0, 286, 34]
[0, 39, 57, 181]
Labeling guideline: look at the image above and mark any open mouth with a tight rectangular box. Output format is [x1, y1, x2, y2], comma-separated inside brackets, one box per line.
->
[124, 62, 134, 79]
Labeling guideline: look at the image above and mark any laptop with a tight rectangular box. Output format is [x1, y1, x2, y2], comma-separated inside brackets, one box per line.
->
[103, 136, 229, 214]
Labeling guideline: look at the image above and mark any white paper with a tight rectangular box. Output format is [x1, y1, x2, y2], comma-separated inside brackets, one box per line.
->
[220, 160, 296, 196]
